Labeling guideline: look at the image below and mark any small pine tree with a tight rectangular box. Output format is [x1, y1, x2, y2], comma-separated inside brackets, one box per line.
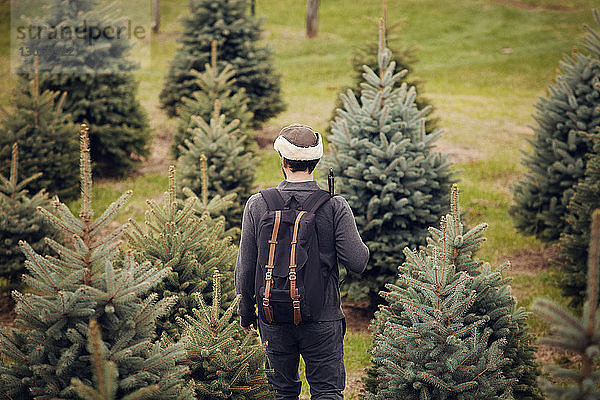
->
[17, 0, 150, 177]
[510, 10, 600, 243]
[328, 4, 437, 135]
[0, 125, 193, 400]
[126, 164, 238, 340]
[534, 209, 600, 399]
[177, 101, 257, 233]
[177, 269, 273, 400]
[321, 20, 454, 303]
[70, 320, 161, 400]
[364, 185, 540, 399]
[560, 130, 600, 306]
[0, 59, 79, 201]
[0, 143, 58, 294]
[159, 0, 285, 124]
[173, 41, 253, 158]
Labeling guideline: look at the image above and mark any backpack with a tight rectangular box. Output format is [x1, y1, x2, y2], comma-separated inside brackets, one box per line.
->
[255, 188, 331, 325]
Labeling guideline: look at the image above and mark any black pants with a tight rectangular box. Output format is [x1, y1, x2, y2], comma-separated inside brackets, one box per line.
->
[258, 318, 346, 400]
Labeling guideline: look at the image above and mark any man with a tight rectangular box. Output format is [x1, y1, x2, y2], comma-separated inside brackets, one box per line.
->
[235, 123, 369, 400]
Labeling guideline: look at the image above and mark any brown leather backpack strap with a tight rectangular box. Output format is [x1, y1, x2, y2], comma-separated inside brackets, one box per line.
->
[289, 211, 306, 325]
[263, 210, 281, 323]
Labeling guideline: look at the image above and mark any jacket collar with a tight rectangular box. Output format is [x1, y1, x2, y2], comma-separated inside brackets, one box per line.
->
[276, 180, 320, 191]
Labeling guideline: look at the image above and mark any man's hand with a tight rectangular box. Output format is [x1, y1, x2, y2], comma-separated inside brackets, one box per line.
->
[241, 320, 258, 336]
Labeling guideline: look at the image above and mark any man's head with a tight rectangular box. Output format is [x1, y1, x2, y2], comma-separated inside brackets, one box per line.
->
[274, 124, 322, 177]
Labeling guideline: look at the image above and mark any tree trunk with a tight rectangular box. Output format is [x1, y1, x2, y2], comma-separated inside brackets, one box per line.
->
[152, 0, 160, 33]
[306, 0, 319, 38]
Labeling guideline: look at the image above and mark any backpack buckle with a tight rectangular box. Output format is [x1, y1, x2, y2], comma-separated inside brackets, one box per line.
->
[292, 300, 300, 309]
[263, 298, 270, 307]
[265, 271, 272, 280]
[289, 271, 297, 281]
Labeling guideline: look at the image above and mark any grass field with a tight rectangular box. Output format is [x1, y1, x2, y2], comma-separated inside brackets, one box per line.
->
[1, 0, 598, 397]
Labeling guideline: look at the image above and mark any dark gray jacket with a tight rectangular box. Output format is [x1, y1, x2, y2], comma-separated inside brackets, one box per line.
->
[235, 180, 369, 327]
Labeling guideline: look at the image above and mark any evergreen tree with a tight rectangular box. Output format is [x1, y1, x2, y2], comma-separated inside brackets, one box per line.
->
[321, 21, 454, 303]
[159, 0, 285, 124]
[328, 5, 437, 135]
[70, 320, 161, 400]
[17, 0, 150, 177]
[172, 41, 253, 158]
[0, 59, 78, 201]
[364, 185, 541, 400]
[126, 164, 238, 340]
[0, 125, 193, 400]
[177, 269, 273, 400]
[510, 10, 600, 242]
[534, 210, 600, 399]
[560, 130, 600, 306]
[177, 101, 257, 233]
[0, 143, 58, 294]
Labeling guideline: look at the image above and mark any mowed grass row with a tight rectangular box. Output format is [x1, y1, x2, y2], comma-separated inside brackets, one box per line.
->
[0, 0, 596, 390]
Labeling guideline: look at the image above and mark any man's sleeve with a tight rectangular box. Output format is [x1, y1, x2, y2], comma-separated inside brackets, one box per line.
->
[235, 197, 258, 327]
[333, 196, 369, 274]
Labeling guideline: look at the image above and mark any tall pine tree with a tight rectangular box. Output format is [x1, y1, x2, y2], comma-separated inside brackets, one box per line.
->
[328, 3, 437, 135]
[534, 210, 600, 399]
[510, 9, 600, 242]
[0, 125, 193, 400]
[364, 185, 541, 400]
[127, 164, 238, 340]
[321, 20, 453, 303]
[177, 101, 257, 234]
[160, 0, 284, 124]
[0, 143, 58, 294]
[177, 269, 273, 400]
[0, 58, 78, 201]
[172, 41, 253, 158]
[17, 0, 150, 177]
[560, 129, 600, 306]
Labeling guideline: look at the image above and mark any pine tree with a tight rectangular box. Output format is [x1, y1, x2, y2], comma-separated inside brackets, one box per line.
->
[0, 59, 79, 201]
[510, 10, 600, 243]
[560, 130, 600, 306]
[328, 3, 437, 135]
[0, 125, 193, 400]
[177, 269, 273, 400]
[534, 209, 600, 399]
[159, 0, 285, 124]
[0, 143, 58, 294]
[70, 320, 161, 400]
[177, 101, 257, 234]
[126, 164, 238, 341]
[172, 41, 253, 158]
[17, 0, 150, 177]
[364, 185, 538, 399]
[321, 21, 454, 303]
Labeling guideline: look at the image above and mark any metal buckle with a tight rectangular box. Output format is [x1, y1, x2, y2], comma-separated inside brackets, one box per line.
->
[289, 271, 297, 281]
[263, 298, 270, 306]
[293, 300, 300, 309]
[265, 271, 272, 280]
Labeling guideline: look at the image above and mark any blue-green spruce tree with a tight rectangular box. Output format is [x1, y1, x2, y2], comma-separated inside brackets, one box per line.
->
[160, 0, 284, 124]
[0, 126, 193, 400]
[560, 128, 600, 306]
[510, 10, 600, 242]
[321, 22, 453, 302]
[17, 0, 150, 177]
[365, 186, 540, 399]
[534, 209, 600, 399]
[0, 144, 58, 294]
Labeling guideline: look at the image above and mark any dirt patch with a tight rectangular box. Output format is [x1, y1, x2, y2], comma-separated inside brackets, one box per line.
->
[138, 112, 175, 176]
[0, 293, 15, 329]
[505, 245, 558, 276]
[254, 125, 280, 149]
[343, 302, 375, 333]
